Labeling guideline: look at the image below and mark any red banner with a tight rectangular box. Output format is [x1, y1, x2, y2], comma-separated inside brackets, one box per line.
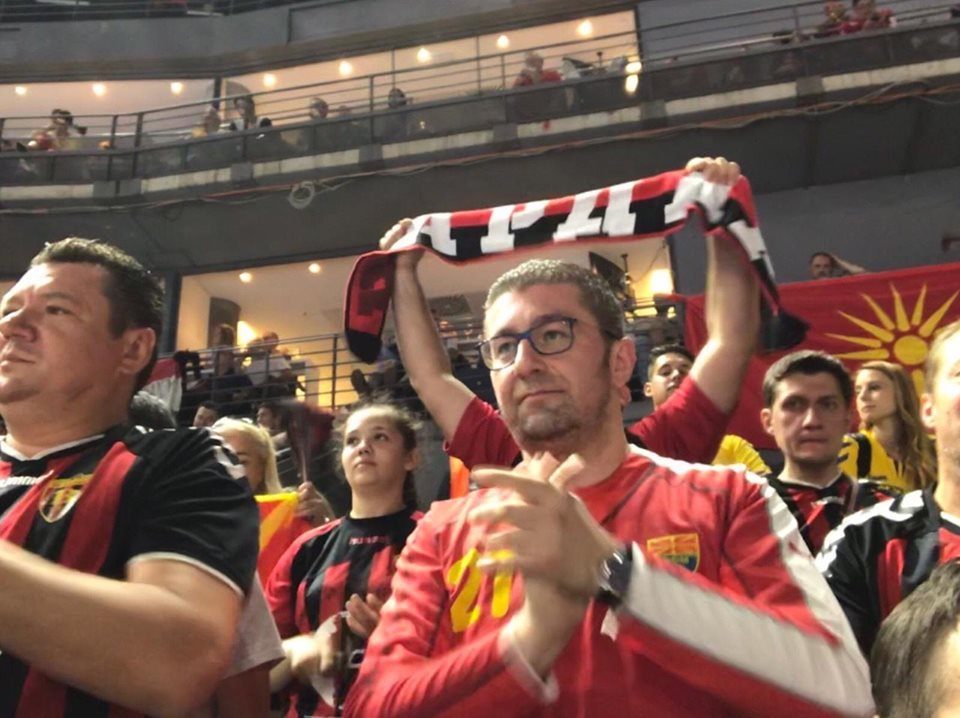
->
[682, 263, 960, 450]
[255, 492, 313, 582]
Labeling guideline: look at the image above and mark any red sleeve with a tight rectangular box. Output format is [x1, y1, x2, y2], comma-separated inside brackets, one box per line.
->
[614, 475, 873, 717]
[445, 397, 521, 469]
[629, 378, 729, 463]
[343, 512, 545, 718]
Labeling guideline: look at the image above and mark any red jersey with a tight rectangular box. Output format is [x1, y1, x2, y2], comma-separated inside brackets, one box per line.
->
[447, 377, 728, 468]
[345, 449, 871, 717]
[767, 474, 898, 555]
[818, 488, 960, 655]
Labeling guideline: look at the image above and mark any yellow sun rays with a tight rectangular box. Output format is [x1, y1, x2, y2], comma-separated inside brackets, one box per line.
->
[826, 283, 959, 397]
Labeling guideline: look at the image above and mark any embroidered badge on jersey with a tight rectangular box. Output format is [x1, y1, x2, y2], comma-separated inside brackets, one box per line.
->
[647, 533, 701, 572]
[38, 473, 93, 522]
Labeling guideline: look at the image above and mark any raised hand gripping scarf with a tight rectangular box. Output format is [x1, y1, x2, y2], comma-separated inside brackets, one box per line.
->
[343, 169, 807, 363]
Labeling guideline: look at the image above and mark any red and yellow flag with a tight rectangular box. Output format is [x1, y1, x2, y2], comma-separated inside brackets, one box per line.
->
[255, 492, 313, 582]
[681, 262, 960, 450]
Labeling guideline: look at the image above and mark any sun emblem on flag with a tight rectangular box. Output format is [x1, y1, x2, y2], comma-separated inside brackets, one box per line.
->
[827, 283, 959, 395]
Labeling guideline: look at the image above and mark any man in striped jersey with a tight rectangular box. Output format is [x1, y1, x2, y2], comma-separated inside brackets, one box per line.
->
[345, 163, 871, 716]
[760, 350, 895, 554]
[819, 319, 960, 656]
[0, 239, 259, 717]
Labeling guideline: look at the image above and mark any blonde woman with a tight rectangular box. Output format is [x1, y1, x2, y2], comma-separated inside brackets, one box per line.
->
[838, 361, 937, 491]
[213, 417, 282, 495]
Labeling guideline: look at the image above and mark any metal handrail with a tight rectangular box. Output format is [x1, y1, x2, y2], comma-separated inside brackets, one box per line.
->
[0, 0, 314, 22]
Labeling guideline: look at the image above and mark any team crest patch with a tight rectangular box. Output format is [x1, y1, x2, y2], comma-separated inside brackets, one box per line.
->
[646, 533, 700, 572]
[38, 474, 92, 523]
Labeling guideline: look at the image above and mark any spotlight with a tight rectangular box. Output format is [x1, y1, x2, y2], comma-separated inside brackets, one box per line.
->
[92, 83, 107, 97]
[263, 73, 277, 88]
[239, 271, 253, 283]
[14, 86, 27, 96]
[496, 35, 510, 50]
[308, 262, 322, 274]
[416, 47, 432, 64]
[338, 60, 353, 77]
[576, 19, 594, 37]
[170, 82, 184, 95]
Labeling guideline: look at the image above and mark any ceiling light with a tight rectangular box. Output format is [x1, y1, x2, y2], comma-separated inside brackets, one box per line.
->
[416, 47, 432, 64]
[236, 320, 258, 347]
[170, 81, 184, 95]
[263, 73, 277, 88]
[496, 34, 510, 50]
[14, 86, 27, 96]
[338, 60, 353, 77]
[649, 268, 674, 295]
[625, 60, 642, 74]
[308, 262, 321, 274]
[576, 19, 594, 38]
[239, 271, 253, 283]
[92, 83, 107, 97]
[625, 73, 639, 94]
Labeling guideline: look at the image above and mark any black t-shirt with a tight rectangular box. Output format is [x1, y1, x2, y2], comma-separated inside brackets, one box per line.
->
[266, 507, 420, 717]
[0, 424, 260, 718]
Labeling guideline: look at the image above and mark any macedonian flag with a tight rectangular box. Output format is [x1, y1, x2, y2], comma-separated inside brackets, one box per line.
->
[255, 492, 314, 582]
[681, 262, 960, 450]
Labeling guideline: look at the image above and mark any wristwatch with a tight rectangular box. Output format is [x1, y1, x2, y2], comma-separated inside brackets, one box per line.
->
[595, 544, 632, 608]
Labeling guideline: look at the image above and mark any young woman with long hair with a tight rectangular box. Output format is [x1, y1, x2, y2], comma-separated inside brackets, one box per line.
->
[265, 400, 422, 716]
[839, 360, 937, 491]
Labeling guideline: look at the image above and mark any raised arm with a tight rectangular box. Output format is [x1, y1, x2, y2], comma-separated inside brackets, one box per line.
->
[685, 158, 761, 414]
[382, 220, 477, 442]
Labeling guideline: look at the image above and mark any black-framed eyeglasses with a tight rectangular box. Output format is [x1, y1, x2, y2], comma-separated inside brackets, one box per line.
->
[477, 316, 618, 371]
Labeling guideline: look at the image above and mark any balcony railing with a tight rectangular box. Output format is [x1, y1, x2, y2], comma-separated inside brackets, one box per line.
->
[1, 7, 957, 187]
[0, 0, 312, 22]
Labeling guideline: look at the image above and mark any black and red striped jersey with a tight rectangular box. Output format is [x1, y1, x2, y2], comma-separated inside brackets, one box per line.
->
[0, 424, 260, 718]
[767, 473, 898, 555]
[265, 507, 420, 718]
[817, 487, 960, 655]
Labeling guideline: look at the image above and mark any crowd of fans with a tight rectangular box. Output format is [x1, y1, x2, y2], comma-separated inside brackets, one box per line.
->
[1, 155, 959, 718]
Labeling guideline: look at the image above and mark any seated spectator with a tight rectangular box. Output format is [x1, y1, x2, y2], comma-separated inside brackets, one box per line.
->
[870, 559, 960, 718]
[387, 87, 408, 109]
[809, 251, 868, 279]
[129, 391, 177, 430]
[513, 51, 564, 87]
[214, 417, 284, 495]
[245, 331, 295, 397]
[839, 360, 937, 491]
[45, 109, 87, 150]
[815, 1, 849, 38]
[193, 106, 223, 138]
[257, 400, 290, 450]
[266, 401, 422, 716]
[194, 399, 221, 428]
[233, 94, 260, 131]
[760, 351, 896, 554]
[309, 98, 330, 121]
[211, 347, 255, 416]
[841, 0, 895, 34]
[819, 319, 960, 655]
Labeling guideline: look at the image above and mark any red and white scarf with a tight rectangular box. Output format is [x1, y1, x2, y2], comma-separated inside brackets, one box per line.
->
[343, 169, 806, 363]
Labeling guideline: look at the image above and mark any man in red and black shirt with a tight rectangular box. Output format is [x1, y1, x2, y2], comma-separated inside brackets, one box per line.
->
[0, 239, 259, 717]
[378, 160, 759, 471]
[345, 156, 872, 718]
[818, 319, 960, 656]
[760, 350, 896, 554]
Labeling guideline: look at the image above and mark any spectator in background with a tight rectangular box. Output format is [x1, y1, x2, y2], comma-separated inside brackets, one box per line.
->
[870, 559, 960, 718]
[214, 417, 283, 496]
[194, 399, 221, 428]
[45, 109, 87, 150]
[513, 51, 563, 87]
[129, 390, 177, 430]
[211, 347, 255, 416]
[842, 0, 895, 34]
[309, 98, 330, 121]
[387, 87, 408, 109]
[233, 95, 260, 131]
[245, 331, 295, 396]
[193, 106, 223, 138]
[257, 400, 290, 450]
[815, 1, 849, 37]
[819, 319, 960, 655]
[839, 360, 937, 491]
[760, 351, 896, 554]
[809, 251, 868, 279]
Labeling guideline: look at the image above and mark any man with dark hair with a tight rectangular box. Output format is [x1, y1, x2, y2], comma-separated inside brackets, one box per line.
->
[809, 251, 867, 280]
[760, 350, 894, 554]
[129, 390, 177, 430]
[193, 399, 221, 428]
[382, 158, 761, 470]
[870, 559, 960, 718]
[818, 318, 960, 655]
[645, 342, 769, 473]
[345, 164, 871, 716]
[0, 238, 259, 716]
